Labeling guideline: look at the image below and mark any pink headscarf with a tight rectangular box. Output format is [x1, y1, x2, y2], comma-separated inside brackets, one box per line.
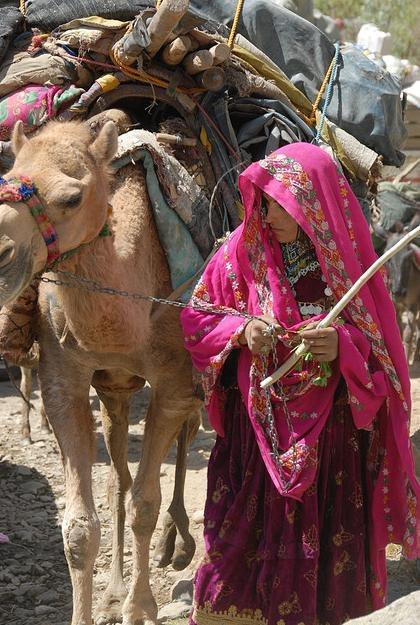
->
[182, 143, 419, 562]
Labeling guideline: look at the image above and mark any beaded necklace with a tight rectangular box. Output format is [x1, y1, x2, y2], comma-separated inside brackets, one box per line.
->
[280, 230, 333, 317]
[281, 235, 320, 286]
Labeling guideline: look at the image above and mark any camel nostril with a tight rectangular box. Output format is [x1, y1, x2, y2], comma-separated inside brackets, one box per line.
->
[0, 244, 15, 268]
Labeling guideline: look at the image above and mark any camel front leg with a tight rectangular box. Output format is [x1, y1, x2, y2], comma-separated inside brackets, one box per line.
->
[122, 390, 197, 625]
[40, 362, 98, 625]
[95, 388, 133, 625]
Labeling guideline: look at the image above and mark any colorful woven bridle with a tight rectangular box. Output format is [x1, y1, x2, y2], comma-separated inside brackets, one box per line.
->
[0, 174, 60, 266]
[0, 174, 110, 268]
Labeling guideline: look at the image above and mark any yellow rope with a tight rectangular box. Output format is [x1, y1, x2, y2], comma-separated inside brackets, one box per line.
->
[156, 0, 163, 8]
[310, 54, 337, 124]
[228, 0, 245, 49]
[300, 111, 316, 127]
[19, 0, 26, 15]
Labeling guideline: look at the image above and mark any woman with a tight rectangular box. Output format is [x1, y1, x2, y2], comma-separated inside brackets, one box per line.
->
[181, 143, 419, 625]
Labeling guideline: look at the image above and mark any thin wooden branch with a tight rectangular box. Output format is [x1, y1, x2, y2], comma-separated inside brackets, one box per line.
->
[393, 157, 420, 184]
[261, 224, 420, 389]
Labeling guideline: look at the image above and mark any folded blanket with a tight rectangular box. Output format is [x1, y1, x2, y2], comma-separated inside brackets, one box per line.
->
[113, 129, 214, 299]
[0, 83, 83, 140]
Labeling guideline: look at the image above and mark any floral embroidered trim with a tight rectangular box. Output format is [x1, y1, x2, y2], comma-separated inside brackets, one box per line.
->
[333, 550, 356, 576]
[244, 208, 274, 317]
[199, 322, 246, 406]
[371, 572, 386, 605]
[224, 240, 247, 311]
[402, 481, 417, 554]
[278, 591, 302, 616]
[193, 602, 268, 625]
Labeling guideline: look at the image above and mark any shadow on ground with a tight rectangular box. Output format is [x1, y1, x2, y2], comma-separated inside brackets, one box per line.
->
[387, 556, 420, 604]
[0, 459, 72, 625]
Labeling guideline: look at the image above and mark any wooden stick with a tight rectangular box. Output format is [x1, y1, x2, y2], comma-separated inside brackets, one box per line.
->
[156, 132, 197, 146]
[161, 35, 192, 65]
[393, 157, 420, 184]
[195, 67, 226, 91]
[208, 42, 231, 65]
[146, 0, 190, 58]
[173, 91, 196, 113]
[261, 224, 420, 389]
[183, 49, 213, 75]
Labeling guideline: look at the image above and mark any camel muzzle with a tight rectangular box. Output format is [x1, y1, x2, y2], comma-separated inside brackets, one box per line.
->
[0, 174, 60, 267]
[0, 243, 33, 306]
[0, 236, 15, 269]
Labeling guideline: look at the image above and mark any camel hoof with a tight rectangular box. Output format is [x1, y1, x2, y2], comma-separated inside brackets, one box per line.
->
[40, 424, 51, 435]
[153, 522, 176, 568]
[122, 592, 158, 625]
[95, 588, 127, 625]
[96, 615, 123, 625]
[172, 535, 196, 571]
[21, 436, 32, 446]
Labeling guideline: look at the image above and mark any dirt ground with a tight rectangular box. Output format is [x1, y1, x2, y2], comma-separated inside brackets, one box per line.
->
[0, 365, 419, 625]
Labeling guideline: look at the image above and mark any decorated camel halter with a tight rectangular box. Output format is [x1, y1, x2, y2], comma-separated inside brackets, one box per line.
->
[0, 175, 60, 266]
[0, 174, 111, 268]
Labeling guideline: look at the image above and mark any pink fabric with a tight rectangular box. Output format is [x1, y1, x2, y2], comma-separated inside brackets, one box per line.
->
[0, 83, 83, 140]
[181, 144, 419, 567]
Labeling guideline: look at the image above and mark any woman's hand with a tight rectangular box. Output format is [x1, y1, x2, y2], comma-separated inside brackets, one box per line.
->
[300, 326, 338, 362]
[238, 316, 281, 355]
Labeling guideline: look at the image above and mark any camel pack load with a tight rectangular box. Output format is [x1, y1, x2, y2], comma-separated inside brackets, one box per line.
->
[0, 0, 409, 365]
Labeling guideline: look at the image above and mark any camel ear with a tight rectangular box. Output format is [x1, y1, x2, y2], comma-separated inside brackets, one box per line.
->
[11, 121, 28, 156]
[89, 121, 118, 164]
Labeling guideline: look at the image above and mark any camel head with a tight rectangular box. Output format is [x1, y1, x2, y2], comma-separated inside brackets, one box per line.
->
[0, 119, 118, 305]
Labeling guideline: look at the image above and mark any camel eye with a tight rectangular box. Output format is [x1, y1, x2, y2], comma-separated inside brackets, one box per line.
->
[62, 193, 82, 210]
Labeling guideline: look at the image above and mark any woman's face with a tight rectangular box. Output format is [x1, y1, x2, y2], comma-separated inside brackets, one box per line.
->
[263, 193, 298, 243]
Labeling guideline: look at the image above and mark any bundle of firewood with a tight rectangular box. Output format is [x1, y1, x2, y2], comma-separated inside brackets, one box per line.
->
[112, 0, 231, 92]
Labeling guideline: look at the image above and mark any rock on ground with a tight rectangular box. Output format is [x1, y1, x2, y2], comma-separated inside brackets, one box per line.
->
[347, 590, 420, 624]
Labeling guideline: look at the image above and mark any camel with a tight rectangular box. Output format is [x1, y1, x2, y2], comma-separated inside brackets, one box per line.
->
[0, 118, 203, 625]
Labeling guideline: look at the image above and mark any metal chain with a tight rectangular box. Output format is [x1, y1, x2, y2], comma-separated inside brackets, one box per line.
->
[41, 269, 298, 491]
[40, 269, 258, 321]
[261, 323, 298, 491]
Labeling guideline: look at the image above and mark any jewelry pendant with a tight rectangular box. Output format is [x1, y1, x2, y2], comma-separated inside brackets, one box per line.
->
[324, 286, 333, 297]
[299, 302, 324, 316]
